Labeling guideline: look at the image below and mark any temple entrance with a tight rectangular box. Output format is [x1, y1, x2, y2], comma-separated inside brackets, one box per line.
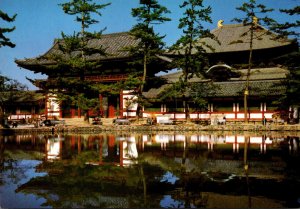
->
[101, 96, 119, 118]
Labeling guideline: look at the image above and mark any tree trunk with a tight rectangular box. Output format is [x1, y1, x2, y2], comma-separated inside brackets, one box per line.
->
[139, 165, 147, 206]
[0, 106, 3, 127]
[136, 52, 147, 120]
[244, 21, 254, 124]
[0, 137, 4, 171]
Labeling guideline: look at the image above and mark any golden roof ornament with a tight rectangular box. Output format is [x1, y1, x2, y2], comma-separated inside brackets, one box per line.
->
[217, 20, 224, 28]
[252, 16, 258, 25]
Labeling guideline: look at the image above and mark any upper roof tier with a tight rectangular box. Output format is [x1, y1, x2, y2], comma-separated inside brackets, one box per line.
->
[15, 23, 297, 73]
[15, 32, 139, 73]
[143, 67, 289, 99]
[167, 23, 296, 55]
[205, 23, 293, 53]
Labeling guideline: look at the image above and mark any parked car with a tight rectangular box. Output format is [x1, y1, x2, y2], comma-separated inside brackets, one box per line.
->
[91, 117, 103, 125]
[42, 119, 65, 126]
[113, 118, 130, 125]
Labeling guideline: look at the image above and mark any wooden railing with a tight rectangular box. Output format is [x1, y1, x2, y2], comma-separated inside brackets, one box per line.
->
[85, 74, 128, 82]
[142, 111, 278, 122]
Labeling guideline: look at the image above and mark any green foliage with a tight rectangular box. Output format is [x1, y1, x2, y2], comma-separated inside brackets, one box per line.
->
[232, 0, 277, 44]
[271, 6, 299, 39]
[127, 0, 171, 117]
[0, 74, 30, 124]
[129, 0, 170, 89]
[232, 0, 277, 122]
[43, 0, 111, 118]
[270, 6, 299, 111]
[0, 10, 17, 48]
[231, 0, 278, 51]
[119, 73, 143, 91]
[190, 81, 216, 111]
[45, 77, 99, 112]
[158, 81, 186, 102]
[59, 0, 111, 37]
[272, 51, 300, 109]
[171, 0, 213, 82]
[232, 0, 274, 24]
[232, 2, 300, 112]
[159, 80, 216, 112]
[168, 0, 213, 119]
[286, 68, 300, 107]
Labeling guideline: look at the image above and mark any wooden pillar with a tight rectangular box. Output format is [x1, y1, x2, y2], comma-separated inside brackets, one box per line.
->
[120, 90, 123, 117]
[71, 109, 75, 118]
[98, 137, 103, 164]
[71, 136, 76, 150]
[45, 94, 48, 119]
[99, 94, 103, 117]
[59, 106, 63, 118]
[77, 107, 81, 118]
[108, 101, 115, 118]
[59, 139, 63, 159]
[119, 141, 124, 167]
[77, 136, 81, 154]
[88, 136, 93, 149]
[45, 138, 48, 160]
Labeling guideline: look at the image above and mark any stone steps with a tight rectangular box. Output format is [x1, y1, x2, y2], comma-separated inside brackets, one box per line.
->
[62, 117, 114, 127]
[101, 118, 114, 126]
[62, 117, 90, 127]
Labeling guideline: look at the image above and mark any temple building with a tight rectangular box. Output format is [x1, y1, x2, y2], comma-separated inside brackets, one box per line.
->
[15, 21, 298, 122]
[16, 32, 170, 119]
[143, 67, 288, 123]
[142, 22, 298, 122]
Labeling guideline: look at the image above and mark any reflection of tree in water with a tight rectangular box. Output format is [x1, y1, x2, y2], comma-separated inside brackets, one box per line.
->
[0, 136, 34, 185]
[138, 135, 210, 208]
[0, 136, 4, 172]
[178, 135, 209, 208]
[9, 133, 296, 208]
[15, 152, 170, 208]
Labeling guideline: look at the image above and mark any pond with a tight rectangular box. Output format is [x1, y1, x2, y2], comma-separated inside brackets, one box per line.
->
[0, 132, 299, 208]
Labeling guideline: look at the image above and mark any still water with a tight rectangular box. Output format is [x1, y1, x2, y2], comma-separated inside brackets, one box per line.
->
[0, 132, 299, 208]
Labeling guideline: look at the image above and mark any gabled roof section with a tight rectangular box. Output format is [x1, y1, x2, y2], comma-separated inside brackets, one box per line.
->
[202, 80, 286, 97]
[160, 67, 288, 83]
[167, 23, 295, 55]
[87, 32, 139, 59]
[200, 23, 294, 53]
[143, 67, 288, 99]
[15, 32, 139, 72]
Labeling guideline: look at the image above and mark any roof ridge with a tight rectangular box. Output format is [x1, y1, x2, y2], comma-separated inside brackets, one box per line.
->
[211, 23, 245, 32]
[101, 31, 131, 37]
[216, 79, 283, 84]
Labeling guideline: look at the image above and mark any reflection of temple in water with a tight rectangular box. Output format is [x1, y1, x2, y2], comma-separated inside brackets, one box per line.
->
[45, 135, 63, 160]
[143, 134, 275, 156]
[1, 134, 299, 166]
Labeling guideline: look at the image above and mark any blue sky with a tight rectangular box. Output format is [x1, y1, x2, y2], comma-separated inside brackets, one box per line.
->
[0, 0, 299, 90]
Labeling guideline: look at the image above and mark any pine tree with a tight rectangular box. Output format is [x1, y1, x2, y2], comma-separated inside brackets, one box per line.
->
[272, 6, 299, 38]
[271, 5, 299, 123]
[44, 0, 110, 121]
[0, 74, 30, 127]
[0, 10, 17, 48]
[128, 0, 171, 118]
[232, 0, 276, 123]
[170, 0, 213, 121]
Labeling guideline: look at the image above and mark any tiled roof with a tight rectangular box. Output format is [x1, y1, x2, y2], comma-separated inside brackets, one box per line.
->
[143, 80, 285, 99]
[202, 80, 285, 97]
[143, 67, 288, 99]
[160, 67, 288, 83]
[167, 23, 293, 54]
[86, 32, 139, 59]
[233, 67, 289, 81]
[3, 91, 45, 103]
[15, 32, 139, 67]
